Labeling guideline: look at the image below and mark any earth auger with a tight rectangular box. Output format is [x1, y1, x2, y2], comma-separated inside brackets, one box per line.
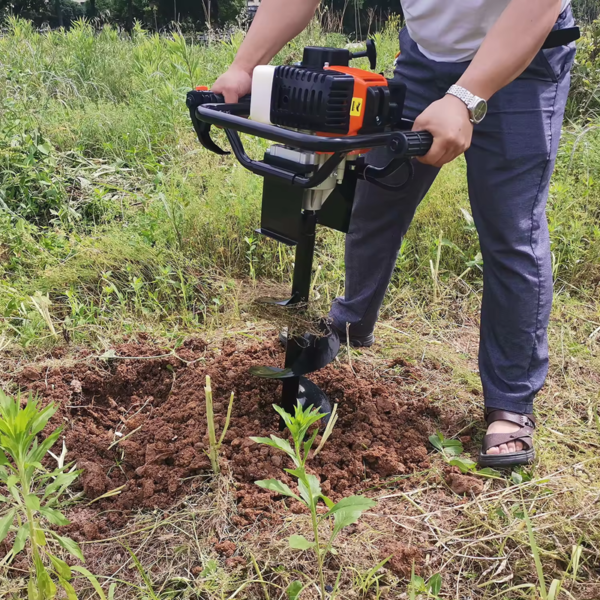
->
[187, 40, 432, 425]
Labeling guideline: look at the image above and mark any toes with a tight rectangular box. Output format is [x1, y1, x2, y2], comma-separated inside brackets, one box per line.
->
[485, 441, 526, 455]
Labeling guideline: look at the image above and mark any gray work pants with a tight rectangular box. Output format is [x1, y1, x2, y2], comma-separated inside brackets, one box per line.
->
[330, 8, 577, 414]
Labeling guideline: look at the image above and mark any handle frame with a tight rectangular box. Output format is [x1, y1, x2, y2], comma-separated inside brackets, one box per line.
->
[188, 92, 433, 189]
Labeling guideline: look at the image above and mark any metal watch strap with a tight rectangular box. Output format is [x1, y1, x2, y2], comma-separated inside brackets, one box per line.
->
[447, 84, 476, 106]
[446, 84, 484, 124]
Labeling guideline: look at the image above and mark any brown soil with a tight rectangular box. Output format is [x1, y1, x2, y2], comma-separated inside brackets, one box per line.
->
[379, 543, 424, 577]
[443, 466, 485, 496]
[9, 334, 440, 536]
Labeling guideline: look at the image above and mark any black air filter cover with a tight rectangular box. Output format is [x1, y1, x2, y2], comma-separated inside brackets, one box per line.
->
[270, 66, 354, 134]
[301, 46, 351, 68]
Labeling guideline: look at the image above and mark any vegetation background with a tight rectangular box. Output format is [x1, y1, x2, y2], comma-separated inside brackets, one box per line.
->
[3, 0, 600, 35]
[0, 4, 599, 349]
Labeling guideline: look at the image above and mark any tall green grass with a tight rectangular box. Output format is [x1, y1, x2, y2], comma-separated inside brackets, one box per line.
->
[0, 16, 599, 347]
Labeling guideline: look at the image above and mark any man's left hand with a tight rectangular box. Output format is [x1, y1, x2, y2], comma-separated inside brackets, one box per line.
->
[413, 94, 474, 167]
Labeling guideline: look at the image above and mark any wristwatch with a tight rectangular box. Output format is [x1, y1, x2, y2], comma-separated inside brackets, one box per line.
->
[446, 84, 488, 125]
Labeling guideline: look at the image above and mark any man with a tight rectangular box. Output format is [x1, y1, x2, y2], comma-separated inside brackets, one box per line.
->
[212, 0, 577, 467]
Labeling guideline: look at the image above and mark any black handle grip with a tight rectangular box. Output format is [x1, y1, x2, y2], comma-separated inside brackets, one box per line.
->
[186, 90, 251, 109]
[197, 106, 406, 153]
[189, 98, 434, 187]
[193, 100, 433, 156]
[389, 131, 433, 157]
[187, 91, 252, 155]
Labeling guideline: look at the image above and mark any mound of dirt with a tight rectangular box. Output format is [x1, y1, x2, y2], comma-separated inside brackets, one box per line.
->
[12, 335, 439, 532]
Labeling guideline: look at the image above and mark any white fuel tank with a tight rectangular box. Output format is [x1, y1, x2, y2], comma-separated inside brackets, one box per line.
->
[250, 65, 276, 125]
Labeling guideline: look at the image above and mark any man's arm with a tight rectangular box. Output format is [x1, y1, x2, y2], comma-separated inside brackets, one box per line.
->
[414, 0, 563, 168]
[212, 0, 321, 102]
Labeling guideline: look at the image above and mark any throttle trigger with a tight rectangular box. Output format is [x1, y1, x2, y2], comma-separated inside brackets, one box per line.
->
[358, 156, 414, 192]
[188, 107, 229, 155]
[197, 121, 229, 155]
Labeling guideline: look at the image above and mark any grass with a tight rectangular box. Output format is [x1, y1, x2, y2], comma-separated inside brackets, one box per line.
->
[1, 16, 599, 348]
[0, 14, 599, 600]
[204, 376, 234, 474]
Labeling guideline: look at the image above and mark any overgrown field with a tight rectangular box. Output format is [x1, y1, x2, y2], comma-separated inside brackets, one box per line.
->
[1, 16, 600, 600]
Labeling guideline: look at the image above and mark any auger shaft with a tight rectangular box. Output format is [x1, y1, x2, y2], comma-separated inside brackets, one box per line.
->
[281, 210, 318, 415]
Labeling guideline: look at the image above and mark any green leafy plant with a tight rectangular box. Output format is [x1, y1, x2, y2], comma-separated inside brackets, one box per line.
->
[251, 403, 376, 599]
[350, 555, 391, 599]
[286, 580, 303, 600]
[429, 432, 463, 459]
[0, 390, 104, 599]
[204, 376, 234, 474]
[245, 235, 258, 281]
[510, 466, 533, 486]
[429, 432, 499, 479]
[408, 565, 442, 600]
[192, 558, 224, 596]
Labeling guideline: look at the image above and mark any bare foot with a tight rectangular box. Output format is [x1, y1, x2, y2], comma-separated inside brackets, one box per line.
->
[485, 420, 525, 455]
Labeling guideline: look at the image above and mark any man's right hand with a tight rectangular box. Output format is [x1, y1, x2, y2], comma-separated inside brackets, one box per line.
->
[210, 0, 320, 103]
[212, 67, 253, 103]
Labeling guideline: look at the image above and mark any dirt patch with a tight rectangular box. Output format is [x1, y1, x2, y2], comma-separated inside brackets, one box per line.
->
[443, 467, 484, 496]
[10, 335, 439, 534]
[214, 540, 237, 557]
[380, 543, 424, 577]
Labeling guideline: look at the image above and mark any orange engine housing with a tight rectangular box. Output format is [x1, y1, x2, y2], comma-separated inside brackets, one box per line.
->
[268, 62, 406, 139]
[324, 66, 389, 136]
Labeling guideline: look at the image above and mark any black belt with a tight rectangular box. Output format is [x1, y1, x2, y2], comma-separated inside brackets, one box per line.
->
[542, 26, 580, 49]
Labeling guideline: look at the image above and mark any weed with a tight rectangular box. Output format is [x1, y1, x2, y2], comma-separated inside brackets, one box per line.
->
[429, 431, 500, 479]
[0, 390, 104, 598]
[251, 403, 376, 599]
[286, 580, 303, 599]
[408, 566, 443, 600]
[29, 292, 58, 340]
[245, 235, 258, 282]
[511, 467, 533, 486]
[123, 541, 161, 600]
[428, 431, 463, 459]
[350, 555, 392, 599]
[522, 503, 584, 600]
[204, 375, 234, 475]
[429, 230, 444, 303]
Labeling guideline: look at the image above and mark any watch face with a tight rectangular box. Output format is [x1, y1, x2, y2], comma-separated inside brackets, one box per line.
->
[471, 99, 488, 124]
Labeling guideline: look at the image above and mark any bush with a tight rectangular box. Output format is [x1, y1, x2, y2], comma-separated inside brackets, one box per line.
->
[568, 17, 600, 120]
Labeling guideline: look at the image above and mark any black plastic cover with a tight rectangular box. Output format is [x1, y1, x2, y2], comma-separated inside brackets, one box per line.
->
[270, 65, 354, 134]
[359, 78, 406, 134]
[302, 46, 351, 68]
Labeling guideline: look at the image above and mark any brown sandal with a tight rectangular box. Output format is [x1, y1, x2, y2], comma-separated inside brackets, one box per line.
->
[478, 410, 536, 468]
